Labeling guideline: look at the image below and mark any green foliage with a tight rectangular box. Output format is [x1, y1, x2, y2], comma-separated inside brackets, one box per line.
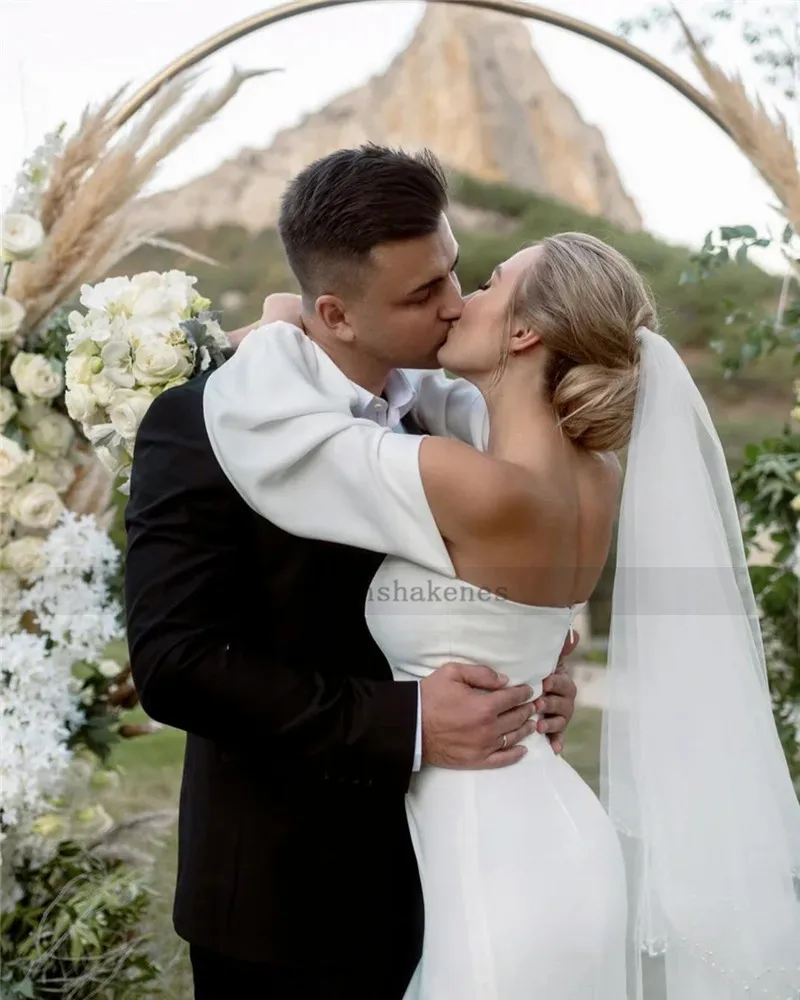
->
[682, 220, 799, 783]
[1, 842, 162, 1000]
[683, 224, 800, 375]
[619, 2, 798, 101]
[735, 433, 800, 781]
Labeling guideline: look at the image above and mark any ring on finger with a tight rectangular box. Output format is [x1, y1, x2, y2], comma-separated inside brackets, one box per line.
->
[500, 733, 508, 750]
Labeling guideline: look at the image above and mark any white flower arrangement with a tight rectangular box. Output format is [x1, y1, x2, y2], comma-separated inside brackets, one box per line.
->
[0, 512, 122, 835]
[65, 270, 228, 492]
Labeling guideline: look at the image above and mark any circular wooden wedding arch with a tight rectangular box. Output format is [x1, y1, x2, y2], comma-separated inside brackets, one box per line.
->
[110, 0, 730, 138]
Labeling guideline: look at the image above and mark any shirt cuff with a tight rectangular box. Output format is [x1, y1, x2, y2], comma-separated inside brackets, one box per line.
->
[413, 681, 422, 772]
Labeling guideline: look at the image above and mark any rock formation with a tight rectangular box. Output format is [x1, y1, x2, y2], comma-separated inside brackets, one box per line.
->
[135, 5, 641, 233]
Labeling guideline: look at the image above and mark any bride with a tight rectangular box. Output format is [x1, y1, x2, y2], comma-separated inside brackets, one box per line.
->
[203, 232, 800, 999]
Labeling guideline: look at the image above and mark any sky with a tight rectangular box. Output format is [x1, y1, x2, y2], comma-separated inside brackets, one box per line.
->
[0, 0, 791, 270]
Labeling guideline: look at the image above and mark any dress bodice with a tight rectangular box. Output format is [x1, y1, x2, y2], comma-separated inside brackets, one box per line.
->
[366, 555, 584, 692]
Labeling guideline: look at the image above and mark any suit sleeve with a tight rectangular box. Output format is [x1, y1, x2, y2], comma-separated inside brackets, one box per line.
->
[124, 385, 418, 791]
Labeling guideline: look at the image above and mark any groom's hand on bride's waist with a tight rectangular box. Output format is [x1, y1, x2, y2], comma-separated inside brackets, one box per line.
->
[420, 664, 539, 769]
[419, 633, 578, 769]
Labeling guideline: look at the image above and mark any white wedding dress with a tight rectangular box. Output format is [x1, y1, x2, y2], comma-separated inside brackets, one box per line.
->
[203, 322, 800, 1000]
[366, 556, 628, 999]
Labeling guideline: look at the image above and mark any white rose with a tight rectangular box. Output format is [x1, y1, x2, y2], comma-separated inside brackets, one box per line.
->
[1, 212, 44, 261]
[107, 388, 153, 440]
[89, 373, 115, 407]
[64, 384, 97, 424]
[2, 535, 46, 580]
[131, 339, 192, 386]
[9, 481, 64, 530]
[100, 335, 135, 388]
[10, 352, 63, 401]
[0, 295, 26, 341]
[0, 434, 33, 485]
[65, 351, 98, 388]
[0, 387, 18, 428]
[28, 411, 74, 457]
[0, 513, 12, 544]
[33, 455, 75, 493]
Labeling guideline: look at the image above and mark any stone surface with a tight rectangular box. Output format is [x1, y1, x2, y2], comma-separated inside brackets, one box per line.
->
[134, 6, 641, 234]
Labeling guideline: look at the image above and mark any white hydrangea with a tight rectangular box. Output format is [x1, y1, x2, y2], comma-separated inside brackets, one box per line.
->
[0, 633, 78, 830]
[20, 511, 122, 661]
[1, 512, 123, 831]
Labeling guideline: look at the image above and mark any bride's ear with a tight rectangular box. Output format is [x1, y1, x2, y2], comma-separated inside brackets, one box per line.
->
[508, 325, 541, 355]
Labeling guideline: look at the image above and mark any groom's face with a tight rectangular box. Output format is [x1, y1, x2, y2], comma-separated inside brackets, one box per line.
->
[341, 214, 464, 369]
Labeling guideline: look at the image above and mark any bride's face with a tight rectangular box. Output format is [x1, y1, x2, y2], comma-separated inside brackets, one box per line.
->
[437, 246, 542, 377]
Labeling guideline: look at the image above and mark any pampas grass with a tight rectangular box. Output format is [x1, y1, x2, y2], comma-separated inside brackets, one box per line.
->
[8, 68, 272, 334]
[673, 9, 800, 234]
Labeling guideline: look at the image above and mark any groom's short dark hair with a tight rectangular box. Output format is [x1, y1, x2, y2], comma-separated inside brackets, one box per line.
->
[278, 144, 449, 299]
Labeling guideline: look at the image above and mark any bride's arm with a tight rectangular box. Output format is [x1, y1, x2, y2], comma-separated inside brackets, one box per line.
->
[203, 323, 525, 571]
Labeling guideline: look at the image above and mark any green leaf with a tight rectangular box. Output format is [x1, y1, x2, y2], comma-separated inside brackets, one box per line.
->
[735, 244, 749, 264]
[783, 222, 795, 243]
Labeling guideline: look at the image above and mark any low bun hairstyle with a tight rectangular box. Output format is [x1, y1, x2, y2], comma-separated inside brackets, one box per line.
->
[505, 232, 657, 452]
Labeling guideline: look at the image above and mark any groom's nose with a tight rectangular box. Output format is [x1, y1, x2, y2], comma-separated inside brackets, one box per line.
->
[439, 275, 464, 321]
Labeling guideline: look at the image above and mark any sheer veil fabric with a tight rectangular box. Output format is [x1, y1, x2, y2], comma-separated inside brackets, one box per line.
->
[601, 328, 800, 999]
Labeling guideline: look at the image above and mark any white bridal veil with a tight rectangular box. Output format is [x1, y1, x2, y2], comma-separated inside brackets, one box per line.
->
[601, 328, 800, 999]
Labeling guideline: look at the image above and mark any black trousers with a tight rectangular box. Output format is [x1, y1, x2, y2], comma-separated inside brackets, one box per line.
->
[190, 944, 418, 1000]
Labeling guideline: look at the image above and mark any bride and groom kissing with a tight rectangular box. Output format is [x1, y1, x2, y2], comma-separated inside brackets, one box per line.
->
[124, 145, 800, 1000]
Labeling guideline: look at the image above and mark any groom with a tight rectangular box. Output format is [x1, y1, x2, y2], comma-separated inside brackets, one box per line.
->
[125, 145, 578, 1000]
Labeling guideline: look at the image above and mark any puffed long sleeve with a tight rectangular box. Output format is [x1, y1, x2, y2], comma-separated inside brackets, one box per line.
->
[203, 322, 455, 579]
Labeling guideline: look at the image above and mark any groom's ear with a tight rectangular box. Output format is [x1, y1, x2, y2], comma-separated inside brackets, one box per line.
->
[315, 295, 355, 343]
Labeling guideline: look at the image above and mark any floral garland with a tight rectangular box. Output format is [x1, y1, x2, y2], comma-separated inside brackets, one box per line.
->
[1, 170, 125, 865]
[0, 69, 268, 998]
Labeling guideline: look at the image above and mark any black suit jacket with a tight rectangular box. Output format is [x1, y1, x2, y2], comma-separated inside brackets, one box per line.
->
[124, 371, 423, 971]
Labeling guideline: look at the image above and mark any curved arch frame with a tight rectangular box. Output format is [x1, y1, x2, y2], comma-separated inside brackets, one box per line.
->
[109, 0, 729, 138]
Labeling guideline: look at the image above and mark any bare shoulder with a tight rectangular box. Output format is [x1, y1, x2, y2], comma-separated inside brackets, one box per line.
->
[417, 436, 535, 540]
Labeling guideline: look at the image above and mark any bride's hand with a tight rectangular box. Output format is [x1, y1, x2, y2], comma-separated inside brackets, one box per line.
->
[225, 293, 305, 350]
[260, 292, 304, 329]
[534, 631, 579, 754]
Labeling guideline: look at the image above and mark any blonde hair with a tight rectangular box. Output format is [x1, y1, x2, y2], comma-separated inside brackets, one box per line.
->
[503, 232, 656, 452]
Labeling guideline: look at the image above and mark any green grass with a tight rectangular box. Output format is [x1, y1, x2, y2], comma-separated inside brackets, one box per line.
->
[99, 706, 602, 997]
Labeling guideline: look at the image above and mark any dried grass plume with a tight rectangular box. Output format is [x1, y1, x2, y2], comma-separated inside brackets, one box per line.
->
[8, 68, 275, 333]
[672, 8, 800, 235]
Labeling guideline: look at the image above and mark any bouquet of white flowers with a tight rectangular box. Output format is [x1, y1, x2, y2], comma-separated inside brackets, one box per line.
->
[64, 270, 229, 493]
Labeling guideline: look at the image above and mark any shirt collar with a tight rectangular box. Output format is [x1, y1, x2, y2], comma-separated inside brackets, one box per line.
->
[349, 368, 415, 427]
